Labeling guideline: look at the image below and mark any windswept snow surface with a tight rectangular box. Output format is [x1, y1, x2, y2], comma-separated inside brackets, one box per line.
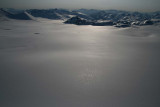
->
[0, 20, 160, 107]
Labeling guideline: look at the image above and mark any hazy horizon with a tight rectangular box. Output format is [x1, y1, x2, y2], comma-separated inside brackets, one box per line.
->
[0, 0, 160, 12]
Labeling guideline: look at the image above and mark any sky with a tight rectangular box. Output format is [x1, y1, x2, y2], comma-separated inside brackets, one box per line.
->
[0, 0, 160, 12]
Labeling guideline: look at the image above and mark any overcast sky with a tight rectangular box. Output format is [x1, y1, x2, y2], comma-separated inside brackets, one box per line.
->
[0, 0, 160, 12]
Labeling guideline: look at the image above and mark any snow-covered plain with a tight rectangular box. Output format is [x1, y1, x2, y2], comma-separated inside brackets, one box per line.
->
[0, 19, 160, 107]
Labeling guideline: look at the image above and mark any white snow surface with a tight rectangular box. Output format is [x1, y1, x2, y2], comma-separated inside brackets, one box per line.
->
[0, 19, 160, 107]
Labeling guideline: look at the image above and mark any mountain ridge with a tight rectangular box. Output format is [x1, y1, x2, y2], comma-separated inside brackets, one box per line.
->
[1, 8, 160, 27]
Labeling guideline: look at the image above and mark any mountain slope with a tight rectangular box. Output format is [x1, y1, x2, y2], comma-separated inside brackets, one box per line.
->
[0, 8, 32, 20]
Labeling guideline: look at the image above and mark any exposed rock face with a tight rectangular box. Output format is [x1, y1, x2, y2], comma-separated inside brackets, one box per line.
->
[93, 20, 114, 26]
[114, 24, 130, 28]
[64, 16, 89, 25]
[142, 20, 153, 25]
[64, 16, 114, 26]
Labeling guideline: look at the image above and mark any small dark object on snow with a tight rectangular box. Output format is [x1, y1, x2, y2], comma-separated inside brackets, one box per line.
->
[34, 33, 40, 34]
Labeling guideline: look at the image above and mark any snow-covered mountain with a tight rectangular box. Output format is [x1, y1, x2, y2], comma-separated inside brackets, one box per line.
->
[1, 8, 160, 27]
[26, 9, 65, 19]
[73, 9, 101, 15]
[66, 9, 160, 27]
[0, 8, 32, 20]
[26, 9, 92, 20]
[3, 8, 24, 14]
[0, 8, 9, 21]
